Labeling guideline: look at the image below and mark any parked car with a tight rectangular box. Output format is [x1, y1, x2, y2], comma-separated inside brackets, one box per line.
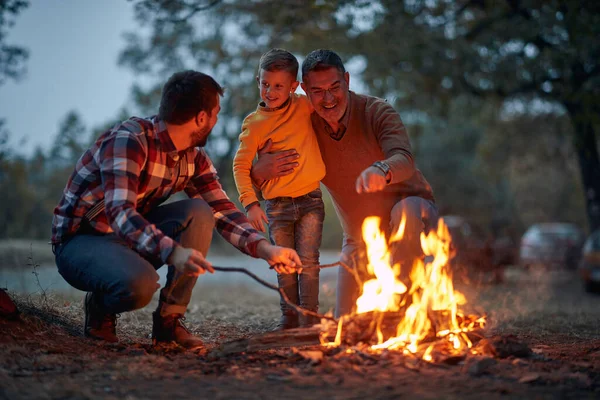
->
[441, 215, 517, 283]
[519, 223, 585, 270]
[579, 230, 600, 293]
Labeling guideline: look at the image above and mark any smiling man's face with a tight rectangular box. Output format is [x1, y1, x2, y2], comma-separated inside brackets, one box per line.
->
[302, 67, 350, 127]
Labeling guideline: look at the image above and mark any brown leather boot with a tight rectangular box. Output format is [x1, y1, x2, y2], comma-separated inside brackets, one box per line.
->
[84, 292, 118, 343]
[152, 312, 204, 350]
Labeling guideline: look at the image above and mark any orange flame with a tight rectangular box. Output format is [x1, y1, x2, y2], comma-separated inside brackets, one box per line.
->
[322, 214, 485, 360]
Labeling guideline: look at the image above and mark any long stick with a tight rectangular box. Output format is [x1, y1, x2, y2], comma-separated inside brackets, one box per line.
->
[212, 265, 337, 322]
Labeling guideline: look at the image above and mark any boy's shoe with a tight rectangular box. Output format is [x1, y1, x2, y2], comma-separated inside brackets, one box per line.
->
[152, 312, 204, 350]
[300, 313, 321, 328]
[273, 313, 299, 331]
[84, 292, 118, 343]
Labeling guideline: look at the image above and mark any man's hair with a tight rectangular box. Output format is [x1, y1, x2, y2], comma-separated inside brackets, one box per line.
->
[258, 48, 299, 78]
[159, 70, 224, 125]
[301, 49, 346, 79]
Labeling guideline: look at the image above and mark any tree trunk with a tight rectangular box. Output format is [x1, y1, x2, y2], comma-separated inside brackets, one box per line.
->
[566, 102, 600, 232]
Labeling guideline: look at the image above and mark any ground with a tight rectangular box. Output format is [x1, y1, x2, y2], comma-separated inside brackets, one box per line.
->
[1, 265, 600, 399]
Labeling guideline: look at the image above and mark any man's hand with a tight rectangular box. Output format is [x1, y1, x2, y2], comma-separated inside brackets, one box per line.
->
[256, 240, 302, 274]
[251, 138, 300, 185]
[167, 246, 215, 276]
[355, 166, 388, 194]
[248, 204, 268, 232]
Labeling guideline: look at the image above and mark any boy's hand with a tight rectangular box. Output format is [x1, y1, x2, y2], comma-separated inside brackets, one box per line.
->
[248, 204, 268, 232]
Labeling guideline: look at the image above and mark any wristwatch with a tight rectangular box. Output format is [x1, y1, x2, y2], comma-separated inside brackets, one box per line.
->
[372, 160, 391, 183]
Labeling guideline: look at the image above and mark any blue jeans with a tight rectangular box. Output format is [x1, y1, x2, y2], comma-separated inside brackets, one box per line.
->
[54, 199, 214, 317]
[336, 196, 438, 318]
[265, 188, 325, 315]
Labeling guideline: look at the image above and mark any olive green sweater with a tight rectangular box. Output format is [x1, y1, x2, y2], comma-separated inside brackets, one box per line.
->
[311, 91, 434, 241]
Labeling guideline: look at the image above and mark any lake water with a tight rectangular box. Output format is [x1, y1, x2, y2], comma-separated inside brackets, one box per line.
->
[0, 250, 342, 296]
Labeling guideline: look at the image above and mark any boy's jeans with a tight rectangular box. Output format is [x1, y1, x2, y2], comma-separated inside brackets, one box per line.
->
[53, 199, 214, 317]
[265, 188, 325, 316]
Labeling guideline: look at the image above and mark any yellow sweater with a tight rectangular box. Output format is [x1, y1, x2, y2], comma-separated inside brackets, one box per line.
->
[233, 93, 326, 208]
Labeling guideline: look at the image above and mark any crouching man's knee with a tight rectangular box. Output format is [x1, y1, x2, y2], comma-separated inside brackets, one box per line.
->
[178, 199, 214, 253]
[110, 274, 160, 313]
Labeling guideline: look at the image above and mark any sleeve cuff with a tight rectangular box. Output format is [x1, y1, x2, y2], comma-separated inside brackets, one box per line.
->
[244, 201, 260, 212]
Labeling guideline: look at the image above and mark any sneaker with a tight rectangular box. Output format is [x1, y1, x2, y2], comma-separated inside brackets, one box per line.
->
[152, 312, 204, 350]
[84, 292, 118, 343]
[273, 313, 299, 331]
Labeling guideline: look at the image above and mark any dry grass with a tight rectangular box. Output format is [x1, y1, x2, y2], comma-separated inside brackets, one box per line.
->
[0, 239, 54, 268]
[8, 265, 599, 347]
[2, 265, 600, 400]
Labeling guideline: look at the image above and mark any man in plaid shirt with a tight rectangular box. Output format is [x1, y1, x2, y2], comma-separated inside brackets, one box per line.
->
[51, 70, 301, 348]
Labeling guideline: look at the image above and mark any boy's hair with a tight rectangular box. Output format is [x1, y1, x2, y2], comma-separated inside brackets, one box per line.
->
[258, 48, 299, 78]
[159, 70, 224, 125]
[301, 49, 346, 79]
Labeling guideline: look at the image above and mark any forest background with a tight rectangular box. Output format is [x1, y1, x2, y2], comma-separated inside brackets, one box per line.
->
[1, 0, 598, 251]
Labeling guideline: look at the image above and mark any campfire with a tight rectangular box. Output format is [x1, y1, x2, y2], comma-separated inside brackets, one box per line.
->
[319, 215, 486, 363]
[217, 214, 495, 364]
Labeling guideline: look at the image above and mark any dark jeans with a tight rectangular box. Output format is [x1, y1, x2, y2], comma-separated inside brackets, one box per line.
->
[54, 199, 214, 316]
[265, 188, 325, 315]
[336, 196, 438, 318]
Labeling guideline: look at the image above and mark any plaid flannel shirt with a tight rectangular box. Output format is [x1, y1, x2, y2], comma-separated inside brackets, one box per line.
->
[51, 116, 266, 262]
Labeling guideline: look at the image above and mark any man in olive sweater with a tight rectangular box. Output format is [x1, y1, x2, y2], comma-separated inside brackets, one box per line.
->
[252, 49, 437, 317]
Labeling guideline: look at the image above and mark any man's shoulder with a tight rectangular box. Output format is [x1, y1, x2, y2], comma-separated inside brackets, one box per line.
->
[95, 117, 155, 153]
[291, 92, 309, 104]
[351, 92, 397, 121]
[112, 116, 156, 136]
[352, 92, 389, 107]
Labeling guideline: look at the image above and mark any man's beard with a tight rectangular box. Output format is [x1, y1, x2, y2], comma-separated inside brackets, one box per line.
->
[190, 126, 211, 147]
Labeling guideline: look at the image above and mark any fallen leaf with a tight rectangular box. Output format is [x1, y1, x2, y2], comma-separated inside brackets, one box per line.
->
[519, 373, 540, 383]
[572, 361, 593, 368]
[297, 350, 324, 364]
[511, 358, 528, 366]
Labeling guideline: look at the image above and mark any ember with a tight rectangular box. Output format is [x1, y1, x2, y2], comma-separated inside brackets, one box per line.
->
[320, 215, 486, 362]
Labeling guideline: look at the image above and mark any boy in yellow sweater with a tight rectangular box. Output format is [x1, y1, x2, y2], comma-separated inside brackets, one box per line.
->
[233, 49, 326, 329]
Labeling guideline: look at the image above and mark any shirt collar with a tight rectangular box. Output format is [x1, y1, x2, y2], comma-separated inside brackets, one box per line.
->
[258, 96, 292, 112]
[153, 116, 180, 160]
[323, 92, 352, 141]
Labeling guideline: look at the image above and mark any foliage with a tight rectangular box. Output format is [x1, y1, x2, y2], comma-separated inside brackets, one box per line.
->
[0, 0, 28, 86]
[0, 0, 595, 248]
[116, 0, 592, 240]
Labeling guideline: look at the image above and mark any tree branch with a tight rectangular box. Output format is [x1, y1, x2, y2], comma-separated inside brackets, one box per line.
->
[459, 72, 562, 99]
[161, 0, 222, 23]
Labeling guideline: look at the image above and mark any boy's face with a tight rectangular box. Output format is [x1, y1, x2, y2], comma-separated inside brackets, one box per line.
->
[257, 69, 299, 109]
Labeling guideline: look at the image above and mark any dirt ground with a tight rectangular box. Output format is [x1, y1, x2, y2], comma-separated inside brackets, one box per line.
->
[1, 266, 599, 400]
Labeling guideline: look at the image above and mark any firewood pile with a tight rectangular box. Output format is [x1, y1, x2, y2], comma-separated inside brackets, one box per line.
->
[214, 311, 527, 368]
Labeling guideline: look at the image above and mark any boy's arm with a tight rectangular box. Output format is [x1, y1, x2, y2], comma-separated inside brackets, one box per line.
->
[233, 122, 262, 210]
